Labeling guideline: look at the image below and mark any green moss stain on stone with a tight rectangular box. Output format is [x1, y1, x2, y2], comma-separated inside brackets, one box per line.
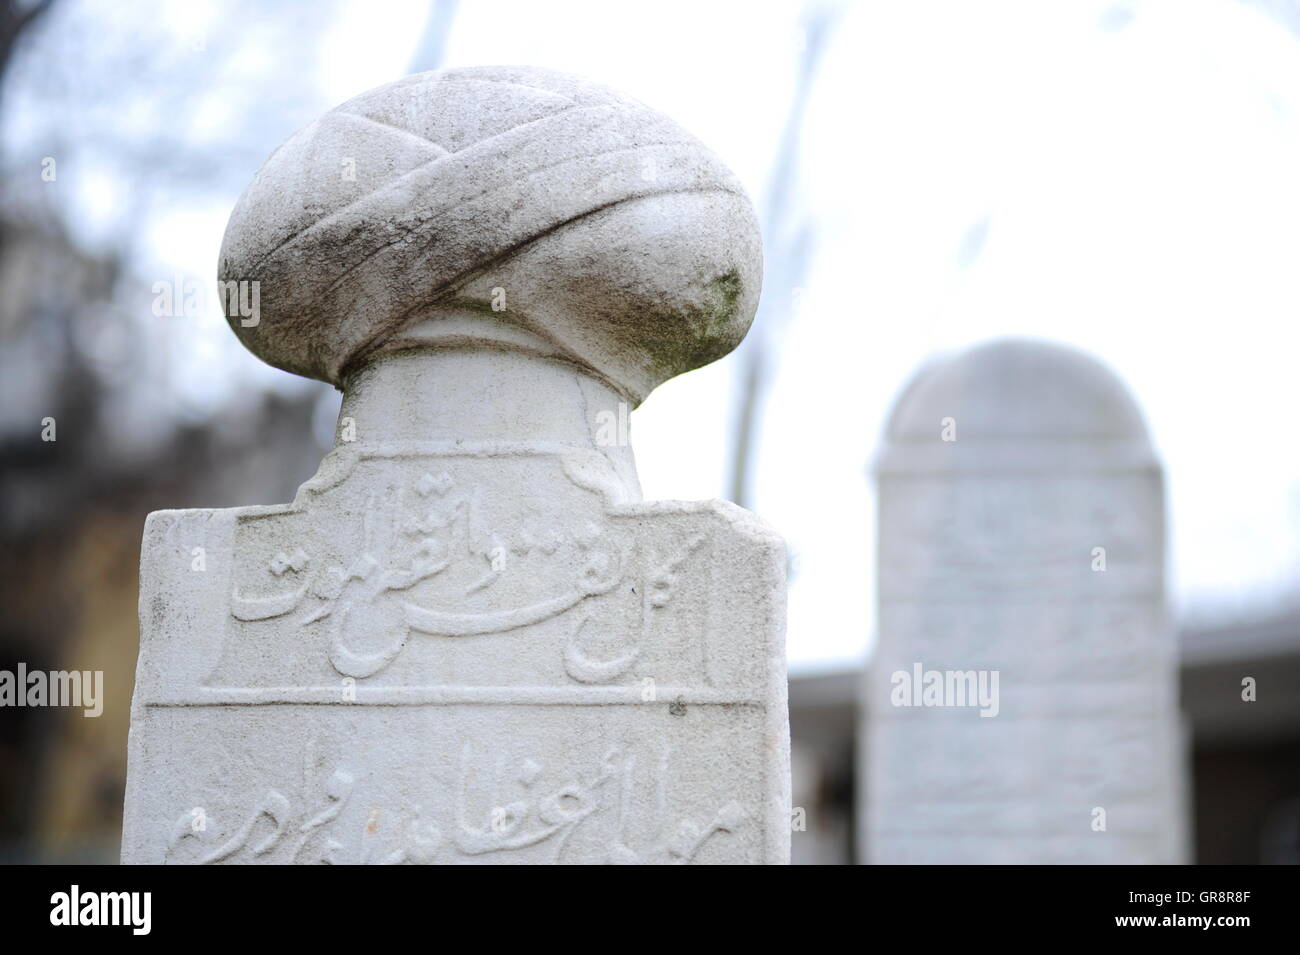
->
[645, 270, 746, 378]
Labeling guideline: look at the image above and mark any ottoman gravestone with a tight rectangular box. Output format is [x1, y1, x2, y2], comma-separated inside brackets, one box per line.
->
[122, 66, 790, 865]
[863, 339, 1185, 864]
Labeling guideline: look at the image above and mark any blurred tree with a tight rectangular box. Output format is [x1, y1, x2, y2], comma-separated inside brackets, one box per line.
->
[0, 0, 51, 94]
[0, 0, 370, 861]
[408, 0, 458, 73]
[727, 1, 837, 510]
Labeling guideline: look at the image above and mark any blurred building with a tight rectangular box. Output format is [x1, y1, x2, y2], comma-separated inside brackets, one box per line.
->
[0, 212, 331, 862]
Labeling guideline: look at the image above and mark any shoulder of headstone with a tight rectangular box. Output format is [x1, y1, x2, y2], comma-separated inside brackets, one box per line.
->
[143, 507, 214, 538]
[626, 497, 785, 557]
[698, 498, 785, 554]
[142, 504, 283, 534]
[140, 504, 287, 561]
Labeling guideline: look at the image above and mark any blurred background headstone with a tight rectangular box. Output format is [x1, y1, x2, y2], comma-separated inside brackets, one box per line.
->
[862, 339, 1185, 863]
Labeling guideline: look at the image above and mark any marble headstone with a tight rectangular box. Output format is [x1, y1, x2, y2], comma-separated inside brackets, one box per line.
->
[122, 66, 790, 865]
[863, 339, 1185, 864]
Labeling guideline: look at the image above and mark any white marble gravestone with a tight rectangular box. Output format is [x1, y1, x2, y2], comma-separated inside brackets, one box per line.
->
[863, 339, 1185, 864]
[121, 66, 790, 865]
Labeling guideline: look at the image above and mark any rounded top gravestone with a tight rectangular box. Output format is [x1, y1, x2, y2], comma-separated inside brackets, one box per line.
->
[219, 65, 763, 405]
[865, 336, 1183, 864]
[877, 338, 1157, 473]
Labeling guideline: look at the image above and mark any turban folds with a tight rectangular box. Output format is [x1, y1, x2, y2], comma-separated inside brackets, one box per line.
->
[220, 66, 763, 403]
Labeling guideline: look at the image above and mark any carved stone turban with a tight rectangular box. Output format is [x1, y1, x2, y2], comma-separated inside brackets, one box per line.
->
[219, 65, 763, 404]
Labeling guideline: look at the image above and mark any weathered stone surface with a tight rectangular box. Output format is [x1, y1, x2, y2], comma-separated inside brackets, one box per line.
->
[122, 67, 788, 865]
[218, 65, 763, 404]
[862, 339, 1185, 864]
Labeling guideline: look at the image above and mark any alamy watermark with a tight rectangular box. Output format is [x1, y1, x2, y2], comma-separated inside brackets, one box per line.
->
[0, 664, 103, 717]
[890, 662, 999, 717]
[595, 402, 630, 447]
[152, 273, 260, 327]
[50, 886, 150, 935]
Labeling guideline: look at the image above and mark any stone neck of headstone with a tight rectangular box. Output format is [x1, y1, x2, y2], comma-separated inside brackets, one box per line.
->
[335, 346, 642, 500]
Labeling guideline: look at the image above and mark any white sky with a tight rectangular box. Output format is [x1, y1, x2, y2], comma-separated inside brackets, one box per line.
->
[86, 0, 1300, 672]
